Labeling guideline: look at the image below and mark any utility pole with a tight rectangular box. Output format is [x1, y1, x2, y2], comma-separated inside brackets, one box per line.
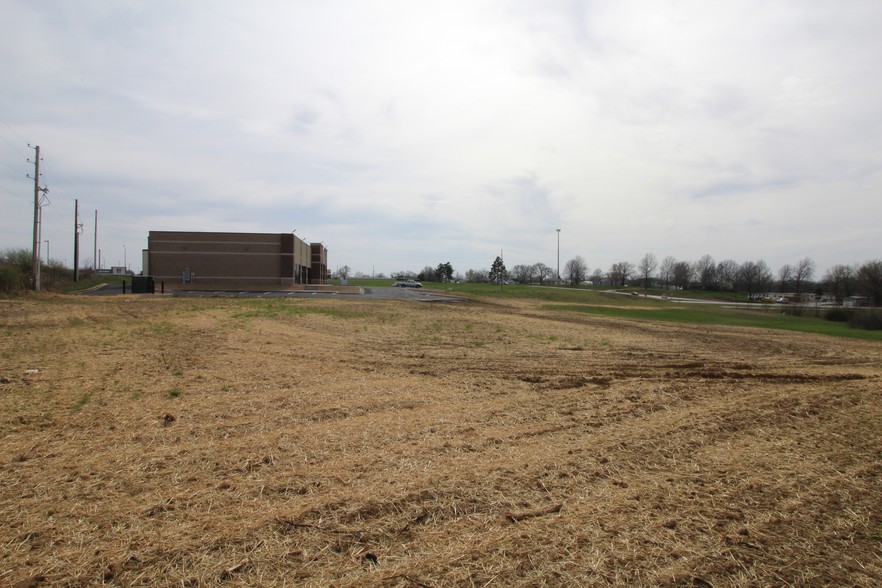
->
[93, 210, 98, 270]
[74, 199, 80, 281]
[556, 228, 561, 284]
[28, 145, 48, 291]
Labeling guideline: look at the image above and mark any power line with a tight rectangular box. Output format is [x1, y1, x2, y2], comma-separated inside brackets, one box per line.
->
[0, 157, 26, 175]
[0, 114, 29, 141]
[0, 133, 28, 159]
[0, 182, 31, 202]
[0, 115, 29, 159]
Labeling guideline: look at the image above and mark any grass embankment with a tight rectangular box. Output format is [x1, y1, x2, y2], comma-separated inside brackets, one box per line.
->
[58, 274, 128, 293]
[549, 302, 882, 341]
[411, 283, 881, 341]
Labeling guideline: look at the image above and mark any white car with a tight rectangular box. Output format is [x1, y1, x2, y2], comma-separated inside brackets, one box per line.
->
[393, 280, 423, 288]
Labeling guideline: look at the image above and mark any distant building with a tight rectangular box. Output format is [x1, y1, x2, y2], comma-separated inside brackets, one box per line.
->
[844, 296, 868, 308]
[146, 231, 328, 290]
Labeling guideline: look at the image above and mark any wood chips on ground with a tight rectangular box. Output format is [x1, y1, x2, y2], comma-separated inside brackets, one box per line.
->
[1, 294, 881, 587]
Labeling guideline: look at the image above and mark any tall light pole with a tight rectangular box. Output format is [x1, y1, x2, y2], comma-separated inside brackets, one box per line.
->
[556, 228, 561, 284]
[74, 198, 81, 282]
[93, 210, 98, 271]
[44, 240, 49, 264]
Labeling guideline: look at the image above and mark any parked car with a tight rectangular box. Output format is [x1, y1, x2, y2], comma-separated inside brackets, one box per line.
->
[393, 280, 423, 288]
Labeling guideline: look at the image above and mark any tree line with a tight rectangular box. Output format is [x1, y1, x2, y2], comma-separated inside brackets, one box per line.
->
[399, 253, 882, 307]
[8, 243, 879, 307]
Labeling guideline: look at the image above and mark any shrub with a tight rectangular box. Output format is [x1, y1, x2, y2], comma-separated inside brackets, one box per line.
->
[2, 248, 33, 273]
[41, 262, 71, 290]
[848, 310, 882, 331]
[824, 307, 854, 323]
[0, 248, 33, 293]
[0, 263, 24, 292]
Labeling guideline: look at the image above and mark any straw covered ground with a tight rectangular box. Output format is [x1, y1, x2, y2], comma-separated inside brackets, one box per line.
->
[1, 294, 881, 587]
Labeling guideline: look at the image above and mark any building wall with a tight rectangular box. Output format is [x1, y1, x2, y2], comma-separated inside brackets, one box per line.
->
[310, 243, 328, 284]
[148, 231, 314, 289]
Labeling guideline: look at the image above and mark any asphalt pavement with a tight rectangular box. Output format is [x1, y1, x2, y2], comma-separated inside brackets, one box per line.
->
[80, 284, 464, 302]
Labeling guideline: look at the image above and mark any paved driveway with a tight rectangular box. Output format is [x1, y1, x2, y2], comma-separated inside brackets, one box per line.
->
[80, 283, 465, 302]
[361, 286, 464, 301]
[77, 284, 462, 302]
[169, 286, 464, 301]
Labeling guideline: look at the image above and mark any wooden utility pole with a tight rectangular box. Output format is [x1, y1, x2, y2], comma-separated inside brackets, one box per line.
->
[74, 199, 80, 282]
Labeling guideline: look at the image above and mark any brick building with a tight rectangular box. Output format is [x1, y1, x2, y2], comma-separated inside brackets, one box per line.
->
[146, 231, 328, 290]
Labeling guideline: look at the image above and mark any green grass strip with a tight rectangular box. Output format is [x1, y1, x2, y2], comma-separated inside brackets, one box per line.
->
[545, 303, 882, 340]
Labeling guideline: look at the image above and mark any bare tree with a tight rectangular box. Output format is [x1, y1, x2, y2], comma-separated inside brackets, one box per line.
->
[465, 269, 488, 283]
[511, 264, 535, 284]
[757, 260, 774, 292]
[637, 253, 658, 290]
[737, 260, 772, 299]
[532, 263, 554, 285]
[672, 261, 693, 290]
[608, 261, 634, 287]
[793, 257, 815, 295]
[717, 259, 739, 291]
[822, 264, 856, 304]
[659, 256, 676, 289]
[564, 256, 589, 286]
[778, 264, 793, 292]
[857, 259, 882, 306]
[621, 261, 634, 285]
[694, 254, 717, 290]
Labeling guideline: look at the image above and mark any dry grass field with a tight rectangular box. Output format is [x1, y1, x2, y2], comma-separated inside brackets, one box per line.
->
[1, 293, 881, 587]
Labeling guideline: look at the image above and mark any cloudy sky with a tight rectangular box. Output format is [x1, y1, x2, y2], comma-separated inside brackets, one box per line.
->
[1, 0, 880, 277]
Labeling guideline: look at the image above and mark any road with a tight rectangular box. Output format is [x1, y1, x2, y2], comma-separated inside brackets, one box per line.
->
[80, 284, 465, 302]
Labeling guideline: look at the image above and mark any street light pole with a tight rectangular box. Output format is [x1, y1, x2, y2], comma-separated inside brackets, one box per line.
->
[556, 228, 561, 284]
[45, 240, 49, 264]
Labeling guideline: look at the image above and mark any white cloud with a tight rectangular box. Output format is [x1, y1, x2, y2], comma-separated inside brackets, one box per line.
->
[2, 0, 880, 277]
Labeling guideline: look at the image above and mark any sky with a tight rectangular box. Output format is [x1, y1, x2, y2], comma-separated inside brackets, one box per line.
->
[2, 0, 881, 278]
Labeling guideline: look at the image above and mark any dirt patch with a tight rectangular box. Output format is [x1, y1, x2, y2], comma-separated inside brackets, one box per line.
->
[1, 295, 881, 586]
